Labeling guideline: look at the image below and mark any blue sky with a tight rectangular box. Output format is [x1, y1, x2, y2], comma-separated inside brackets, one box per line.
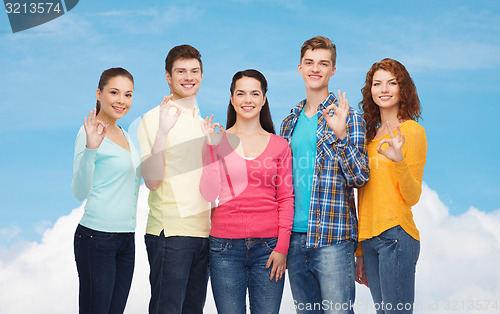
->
[0, 0, 499, 247]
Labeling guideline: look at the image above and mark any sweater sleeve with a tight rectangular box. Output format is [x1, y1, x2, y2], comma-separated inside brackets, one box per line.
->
[395, 123, 427, 206]
[274, 141, 295, 255]
[71, 127, 97, 201]
[199, 143, 221, 202]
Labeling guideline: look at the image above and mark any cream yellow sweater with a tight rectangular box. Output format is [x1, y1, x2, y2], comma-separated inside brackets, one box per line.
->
[357, 120, 427, 255]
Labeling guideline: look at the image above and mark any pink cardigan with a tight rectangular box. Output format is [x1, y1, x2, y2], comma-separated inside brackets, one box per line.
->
[200, 133, 294, 254]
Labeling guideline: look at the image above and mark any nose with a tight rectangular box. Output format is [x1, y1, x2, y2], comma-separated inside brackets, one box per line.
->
[185, 71, 194, 80]
[312, 62, 319, 72]
[381, 83, 389, 93]
[244, 94, 252, 103]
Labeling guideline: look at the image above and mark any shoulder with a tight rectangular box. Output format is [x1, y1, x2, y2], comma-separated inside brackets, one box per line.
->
[270, 134, 291, 153]
[141, 105, 160, 121]
[401, 120, 426, 137]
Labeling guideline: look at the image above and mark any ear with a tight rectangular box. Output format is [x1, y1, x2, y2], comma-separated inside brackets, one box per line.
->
[96, 89, 101, 101]
[165, 71, 172, 85]
[262, 95, 267, 107]
[298, 63, 302, 74]
[330, 66, 336, 77]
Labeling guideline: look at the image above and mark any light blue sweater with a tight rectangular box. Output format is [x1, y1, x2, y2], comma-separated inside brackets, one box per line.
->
[71, 126, 141, 232]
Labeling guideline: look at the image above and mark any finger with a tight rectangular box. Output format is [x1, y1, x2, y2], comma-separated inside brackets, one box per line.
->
[270, 264, 278, 281]
[401, 134, 406, 145]
[338, 89, 343, 105]
[386, 121, 396, 139]
[208, 114, 213, 126]
[343, 92, 349, 111]
[377, 138, 390, 151]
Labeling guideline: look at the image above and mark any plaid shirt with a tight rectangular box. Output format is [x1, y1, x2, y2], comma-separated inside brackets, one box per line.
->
[280, 93, 369, 248]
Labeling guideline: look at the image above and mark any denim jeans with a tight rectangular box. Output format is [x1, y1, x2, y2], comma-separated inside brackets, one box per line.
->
[287, 232, 356, 314]
[74, 224, 135, 314]
[145, 232, 209, 314]
[361, 225, 420, 314]
[209, 236, 285, 314]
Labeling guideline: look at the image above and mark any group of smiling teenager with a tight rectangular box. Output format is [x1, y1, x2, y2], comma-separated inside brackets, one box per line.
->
[72, 35, 427, 314]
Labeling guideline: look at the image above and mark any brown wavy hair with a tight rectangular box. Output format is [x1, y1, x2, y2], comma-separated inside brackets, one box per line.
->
[359, 58, 421, 141]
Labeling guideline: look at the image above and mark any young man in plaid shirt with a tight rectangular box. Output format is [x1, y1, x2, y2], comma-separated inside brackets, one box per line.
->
[280, 36, 369, 314]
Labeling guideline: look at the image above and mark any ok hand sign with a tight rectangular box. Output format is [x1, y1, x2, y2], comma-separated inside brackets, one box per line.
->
[83, 109, 107, 150]
[377, 121, 405, 162]
[201, 114, 224, 145]
[323, 90, 349, 140]
[158, 95, 183, 134]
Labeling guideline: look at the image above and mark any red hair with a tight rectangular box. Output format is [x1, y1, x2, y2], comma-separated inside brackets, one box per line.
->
[359, 58, 421, 141]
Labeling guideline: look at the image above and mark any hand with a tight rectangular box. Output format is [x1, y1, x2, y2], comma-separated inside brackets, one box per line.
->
[201, 114, 223, 145]
[323, 90, 349, 140]
[158, 95, 182, 134]
[355, 256, 369, 287]
[83, 109, 107, 149]
[377, 121, 405, 162]
[266, 250, 287, 282]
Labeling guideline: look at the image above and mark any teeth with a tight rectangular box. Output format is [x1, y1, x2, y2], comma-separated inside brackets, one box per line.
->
[183, 84, 194, 88]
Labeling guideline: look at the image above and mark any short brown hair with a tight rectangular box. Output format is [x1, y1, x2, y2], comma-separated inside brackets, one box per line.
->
[359, 58, 421, 141]
[300, 36, 336, 67]
[165, 44, 203, 75]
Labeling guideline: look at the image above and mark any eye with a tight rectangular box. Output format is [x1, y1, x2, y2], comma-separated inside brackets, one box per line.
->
[111, 91, 118, 95]
[321, 63, 328, 66]
[193, 70, 199, 74]
[372, 83, 380, 86]
[236, 92, 244, 96]
[390, 81, 398, 85]
[126, 93, 132, 98]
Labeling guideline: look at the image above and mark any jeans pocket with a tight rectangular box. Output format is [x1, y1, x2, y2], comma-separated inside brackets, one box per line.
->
[411, 238, 420, 263]
[73, 233, 82, 261]
[376, 226, 399, 244]
[209, 237, 229, 255]
[263, 237, 278, 253]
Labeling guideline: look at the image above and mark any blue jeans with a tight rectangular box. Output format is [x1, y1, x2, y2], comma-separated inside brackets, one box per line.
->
[362, 225, 420, 314]
[287, 232, 356, 314]
[145, 232, 209, 314]
[209, 236, 285, 314]
[74, 224, 135, 314]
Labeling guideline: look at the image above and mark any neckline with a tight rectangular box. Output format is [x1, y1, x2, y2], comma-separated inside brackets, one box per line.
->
[224, 132, 273, 160]
[104, 126, 132, 152]
[372, 120, 411, 142]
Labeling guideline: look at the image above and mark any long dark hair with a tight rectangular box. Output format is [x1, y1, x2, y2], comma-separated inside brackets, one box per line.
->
[359, 58, 421, 141]
[226, 69, 275, 134]
[96, 67, 134, 115]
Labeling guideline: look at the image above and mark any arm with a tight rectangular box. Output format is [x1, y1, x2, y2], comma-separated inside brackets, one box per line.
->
[378, 122, 427, 206]
[139, 96, 181, 191]
[323, 91, 369, 187]
[266, 143, 294, 282]
[71, 110, 107, 201]
[274, 143, 295, 254]
[199, 143, 222, 202]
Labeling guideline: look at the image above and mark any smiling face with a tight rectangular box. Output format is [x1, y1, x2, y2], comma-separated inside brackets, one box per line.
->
[230, 76, 266, 121]
[165, 58, 203, 100]
[371, 70, 401, 111]
[96, 75, 134, 123]
[298, 48, 336, 91]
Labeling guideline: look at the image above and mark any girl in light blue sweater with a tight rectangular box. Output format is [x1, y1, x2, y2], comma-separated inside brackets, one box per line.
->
[72, 67, 141, 314]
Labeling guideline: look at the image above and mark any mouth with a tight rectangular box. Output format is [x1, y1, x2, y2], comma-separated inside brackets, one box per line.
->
[181, 83, 195, 89]
[241, 106, 255, 112]
[379, 96, 392, 101]
[112, 106, 126, 113]
[309, 75, 322, 80]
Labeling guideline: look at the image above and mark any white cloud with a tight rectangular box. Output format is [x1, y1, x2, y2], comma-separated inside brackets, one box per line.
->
[0, 183, 499, 313]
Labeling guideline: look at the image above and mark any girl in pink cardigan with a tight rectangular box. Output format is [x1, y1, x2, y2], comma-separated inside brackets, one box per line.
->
[200, 69, 294, 314]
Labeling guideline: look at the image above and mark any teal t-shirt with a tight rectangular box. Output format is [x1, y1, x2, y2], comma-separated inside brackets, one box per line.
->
[290, 110, 317, 232]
